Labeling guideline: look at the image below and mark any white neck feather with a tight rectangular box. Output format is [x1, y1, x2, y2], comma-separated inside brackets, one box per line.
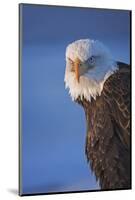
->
[64, 61, 118, 102]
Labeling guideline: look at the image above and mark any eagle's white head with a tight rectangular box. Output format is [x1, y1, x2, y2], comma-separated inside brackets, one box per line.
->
[64, 39, 118, 102]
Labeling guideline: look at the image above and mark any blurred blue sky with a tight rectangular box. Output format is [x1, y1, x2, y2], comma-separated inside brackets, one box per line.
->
[21, 4, 130, 194]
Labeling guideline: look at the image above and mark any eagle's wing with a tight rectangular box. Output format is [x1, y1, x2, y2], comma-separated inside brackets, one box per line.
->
[84, 62, 131, 189]
[103, 62, 130, 149]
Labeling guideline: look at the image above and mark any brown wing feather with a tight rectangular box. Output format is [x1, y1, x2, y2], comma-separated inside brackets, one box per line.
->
[103, 62, 130, 148]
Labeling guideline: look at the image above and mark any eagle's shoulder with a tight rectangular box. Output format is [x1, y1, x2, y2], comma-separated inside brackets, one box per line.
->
[103, 61, 130, 108]
[104, 61, 130, 87]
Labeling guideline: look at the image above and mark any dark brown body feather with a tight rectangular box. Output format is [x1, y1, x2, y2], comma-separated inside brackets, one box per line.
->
[76, 62, 131, 190]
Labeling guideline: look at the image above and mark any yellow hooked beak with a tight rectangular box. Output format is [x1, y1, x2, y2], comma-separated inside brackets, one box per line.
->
[75, 58, 80, 83]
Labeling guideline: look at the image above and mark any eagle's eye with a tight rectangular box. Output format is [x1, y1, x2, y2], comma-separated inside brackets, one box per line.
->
[88, 56, 95, 65]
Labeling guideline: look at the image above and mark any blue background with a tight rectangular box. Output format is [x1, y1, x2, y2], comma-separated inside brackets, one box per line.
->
[21, 4, 130, 194]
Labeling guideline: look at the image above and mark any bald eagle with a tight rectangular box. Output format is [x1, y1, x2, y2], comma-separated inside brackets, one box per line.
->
[64, 39, 131, 190]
